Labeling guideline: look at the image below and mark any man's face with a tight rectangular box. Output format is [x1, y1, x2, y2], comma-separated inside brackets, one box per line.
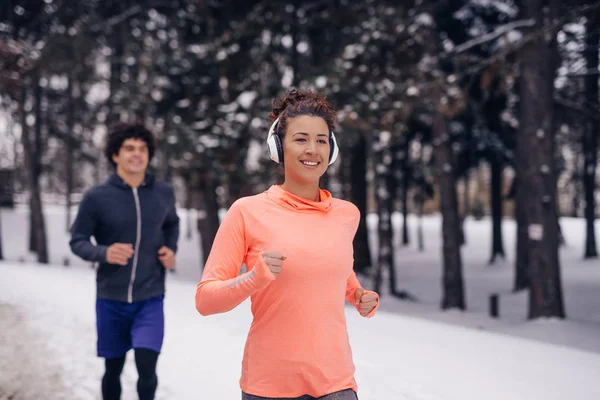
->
[112, 138, 149, 175]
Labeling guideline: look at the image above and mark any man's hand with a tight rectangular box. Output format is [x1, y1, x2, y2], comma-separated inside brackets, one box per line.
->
[158, 246, 176, 269]
[355, 288, 378, 317]
[106, 243, 134, 266]
[260, 251, 287, 278]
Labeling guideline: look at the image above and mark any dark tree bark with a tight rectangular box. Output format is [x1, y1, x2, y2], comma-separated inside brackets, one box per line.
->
[192, 169, 221, 270]
[107, 23, 126, 126]
[372, 137, 415, 300]
[519, 0, 565, 318]
[489, 157, 506, 264]
[583, 11, 599, 259]
[373, 144, 397, 295]
[433, 114, 465, 310]
[65, 77, 75, 233]
[22, 79, 48, 264]
[0, 207, 3, 260]
[571, 152, 581, 218]
[349, 134, 371, 275]
[514, 177, 530, 291]
[400, 139, 410, 246]
[416, 195, 425, 252]
[458, 174, 468, 247]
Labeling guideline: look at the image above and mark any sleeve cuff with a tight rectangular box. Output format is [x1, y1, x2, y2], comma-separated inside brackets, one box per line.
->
[251, 255, 276, 288]
[95, 245, 109, 263]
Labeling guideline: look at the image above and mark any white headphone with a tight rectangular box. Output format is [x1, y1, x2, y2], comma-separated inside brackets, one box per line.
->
[266, 117, 339, 165]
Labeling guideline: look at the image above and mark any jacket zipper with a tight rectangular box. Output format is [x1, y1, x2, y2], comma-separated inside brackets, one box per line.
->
[128, 187, 142, 303]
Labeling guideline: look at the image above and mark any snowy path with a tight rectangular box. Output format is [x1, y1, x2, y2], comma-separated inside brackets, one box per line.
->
[2, 261, 600, 400]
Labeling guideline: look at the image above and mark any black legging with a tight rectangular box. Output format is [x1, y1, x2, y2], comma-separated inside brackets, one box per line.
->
[102, 356, 125, 400]
[101, 348, 159, 400]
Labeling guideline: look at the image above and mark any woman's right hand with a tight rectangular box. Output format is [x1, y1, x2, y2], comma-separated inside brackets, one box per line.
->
[260, 251, 287, 278]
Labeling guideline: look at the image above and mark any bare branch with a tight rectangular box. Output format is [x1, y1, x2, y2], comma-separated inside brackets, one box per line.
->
[47, 126, 98, 162]
[555, 97, 600, 122]
[89, 5, 143, 33]
[449, 19, 536, 55]
[562, 69, 600, 77]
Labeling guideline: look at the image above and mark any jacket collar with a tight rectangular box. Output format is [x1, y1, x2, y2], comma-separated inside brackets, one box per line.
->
[108, 171, 154, 189]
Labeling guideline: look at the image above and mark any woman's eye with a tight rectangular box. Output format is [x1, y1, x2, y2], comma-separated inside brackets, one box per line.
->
[296, 138, 306, 142]
[318, 140, 327, 144]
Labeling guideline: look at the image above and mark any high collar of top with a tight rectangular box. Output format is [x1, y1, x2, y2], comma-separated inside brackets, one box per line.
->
[266, 184, 333, 213]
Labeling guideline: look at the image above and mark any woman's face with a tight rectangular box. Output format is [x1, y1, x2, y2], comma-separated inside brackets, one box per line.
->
[282, 115, 330, 185]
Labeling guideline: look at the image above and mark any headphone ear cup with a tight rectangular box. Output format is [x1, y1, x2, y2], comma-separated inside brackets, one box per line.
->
[274, 134, 284, 164]
[267, 133, 280, 163]
[267, 118, 282, 163]
[329, 132, 340, 165]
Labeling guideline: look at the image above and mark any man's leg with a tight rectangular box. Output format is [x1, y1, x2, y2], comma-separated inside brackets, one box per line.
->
[102, 356, 126, 400]
[134, 348, 159, 400]
[96, 298, 134, 400]
[131, 296, 165, 400]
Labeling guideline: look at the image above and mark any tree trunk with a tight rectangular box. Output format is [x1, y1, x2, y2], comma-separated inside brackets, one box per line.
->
[458, 174, 468, 247]
[583, 11, 599, 259]
[0, 208, 3, 260]
[458, 216, 466, 247]
[194, 169, 221, 269]
[489, 158, 505, 264]
[21, 84, 35, 253]
[417, 197, 424, 252]
[557, 212, 565, 246]
[519, 0, 565, 318]
[375, 192, 395, 296]
[514, 177, 530, 291]
[29, 197, 36, 252]
[401, 139, 410, 246]
[571, 152, 581, 218]
[372, 136, 416, 300]
[433, 114, 465, 310]
[107, 24, 125, 126]
[290, 0, 299, 87]
[373, 145, 395, 295]
[65, 77, 75, 233]
[463, 171, 471, 219]
[349, 134, 371, 275]
[401, 182, 410, 246]
[227, 139, 251, 206]
[22, 80, 49, 264]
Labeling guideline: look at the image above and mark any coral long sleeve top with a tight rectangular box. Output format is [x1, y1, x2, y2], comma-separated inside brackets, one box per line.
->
[195, 185, 379, 398]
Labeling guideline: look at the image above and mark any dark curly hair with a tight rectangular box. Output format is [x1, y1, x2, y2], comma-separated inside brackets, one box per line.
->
[269, 88, 337, 143]
[104, 122, 156, 168]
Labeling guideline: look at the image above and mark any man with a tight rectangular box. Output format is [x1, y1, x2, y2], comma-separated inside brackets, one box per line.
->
[70, 123, 180, 400]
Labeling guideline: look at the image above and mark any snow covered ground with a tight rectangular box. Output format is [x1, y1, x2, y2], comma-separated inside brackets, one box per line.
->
[1, 204, 600, 399]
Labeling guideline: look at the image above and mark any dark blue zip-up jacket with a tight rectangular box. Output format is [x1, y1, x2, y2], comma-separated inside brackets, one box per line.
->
[69, 173, 180, 303]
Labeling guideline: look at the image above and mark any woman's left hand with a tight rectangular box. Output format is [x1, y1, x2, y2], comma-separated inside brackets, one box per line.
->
[354, 288, 378, 317]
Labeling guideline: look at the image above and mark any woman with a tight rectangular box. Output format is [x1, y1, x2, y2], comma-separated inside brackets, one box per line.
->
[195, 89, 379, 400]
